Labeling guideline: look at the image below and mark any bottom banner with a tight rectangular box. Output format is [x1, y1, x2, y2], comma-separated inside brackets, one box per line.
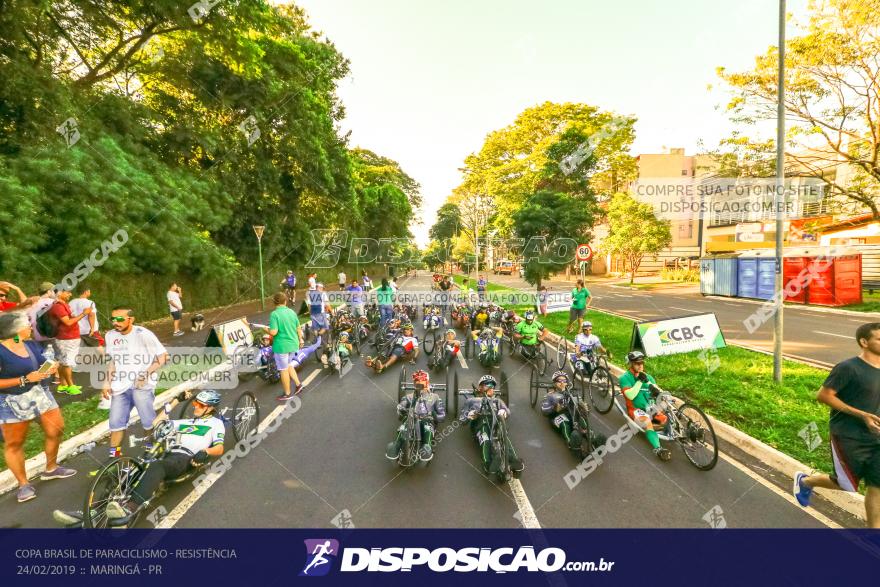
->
[1, 529, 877, 585]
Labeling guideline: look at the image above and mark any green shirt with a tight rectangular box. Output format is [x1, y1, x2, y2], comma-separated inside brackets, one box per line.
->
[269, 306, 301, 354]
[571, 287, 590, 310]
[515, 320, 544, 345]
[377, 285, 394, 306]
[618, 370, 657, 410]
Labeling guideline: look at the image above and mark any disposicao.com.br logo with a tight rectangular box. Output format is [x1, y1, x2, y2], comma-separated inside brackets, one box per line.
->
[302, 543, 614, 574]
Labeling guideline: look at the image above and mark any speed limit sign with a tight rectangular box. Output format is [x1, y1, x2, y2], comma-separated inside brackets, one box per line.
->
[576, 244, 593, 262]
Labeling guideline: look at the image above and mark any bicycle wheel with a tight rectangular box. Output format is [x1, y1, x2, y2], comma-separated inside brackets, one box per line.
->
[423, 330, 436, 355]
[676, 403, 719, 471]
[232, 391, 259, 442]
[83, 457, 145, 528]
[529, 368, 539, 408]
[539, 342, 548, 375]
[589, 366, 615, 414]
[556, 342, 568, 369]
[464, 335, 472, 360]
[397, 366, 408, 401]
[535, 346, 547, 376]
[498, 369, 510, 406]
[493, 421, 511, 483]
[452, 369, 460, 415]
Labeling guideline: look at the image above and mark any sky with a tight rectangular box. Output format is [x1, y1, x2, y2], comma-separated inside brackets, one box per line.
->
[290, 0, 811, 246]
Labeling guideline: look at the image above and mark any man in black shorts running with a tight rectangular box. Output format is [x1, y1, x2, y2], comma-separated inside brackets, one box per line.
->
[794, 322, 880, 528]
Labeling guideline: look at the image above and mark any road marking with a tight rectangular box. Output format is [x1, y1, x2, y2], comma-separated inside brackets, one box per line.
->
[670, 307, 696, 313]
[457, 351, 468, 369]
[814, 330, 852, 340]
[508, 477, 540, 528]
[718, 453, 840, 528]
[156, 367, 321, 529]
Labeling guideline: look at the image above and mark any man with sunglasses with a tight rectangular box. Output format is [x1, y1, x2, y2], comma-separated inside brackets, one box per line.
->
[0, 281, 30, 312]
[53, 389, 225, 527]
[103, 306, 169, 459]
[619, 351, 671, 461]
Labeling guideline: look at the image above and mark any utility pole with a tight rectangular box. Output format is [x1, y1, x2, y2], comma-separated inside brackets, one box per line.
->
[253, 225, 266, 311]
[773, 0, 786, 383]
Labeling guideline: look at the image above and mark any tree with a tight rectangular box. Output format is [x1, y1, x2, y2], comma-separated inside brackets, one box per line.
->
[603, 193, 672, 285]
[718, 0, 880, 218]
[451, 192, 495, 275]
[512, 190, 594, 290]
[428, 203, 461, 242]
[457, 102, 636, 234]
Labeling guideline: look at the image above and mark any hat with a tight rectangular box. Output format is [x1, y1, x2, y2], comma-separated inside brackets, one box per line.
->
[38, 281, 56, 294]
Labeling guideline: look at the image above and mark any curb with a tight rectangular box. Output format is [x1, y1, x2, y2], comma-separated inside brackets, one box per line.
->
[540, 330, 866, 522]
[0, 366, 226, 496]
[704, 294, 880, 319]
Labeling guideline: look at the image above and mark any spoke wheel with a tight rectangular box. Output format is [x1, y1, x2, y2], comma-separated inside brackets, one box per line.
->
[83, 457, 144, 529]
[232, 391, 260, 442]
[557, 342, 568, 369]
[676, 403, 719, 471]
[589, 367, 615, 414]
[529, 368, 539, 408]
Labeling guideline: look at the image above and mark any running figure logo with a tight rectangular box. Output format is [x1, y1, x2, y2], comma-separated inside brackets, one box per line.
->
[300, 539, 339, 577]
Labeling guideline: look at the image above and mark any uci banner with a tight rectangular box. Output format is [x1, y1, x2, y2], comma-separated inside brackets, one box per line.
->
[630, 313, 726, 357]
[204, 318, 254, 356]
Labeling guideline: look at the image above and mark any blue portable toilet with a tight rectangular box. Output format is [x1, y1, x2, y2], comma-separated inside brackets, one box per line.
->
[713, 256, 739, 297]
[700, 258, 715, 295]
[737, 257, 758, 298]
[757, 257, 776, 300]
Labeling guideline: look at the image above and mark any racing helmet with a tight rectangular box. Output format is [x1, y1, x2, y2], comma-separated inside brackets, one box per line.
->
[582, 321, 593, 330]
[551, 370, 569, 383]
[195, 389, 222, 407]
[339, 332, 350, 341]
[412, 370, 429, 389]
[480, 301, 488, 309]
[260, 333, 271, 342]
[478, 374, 498, 389]
[626, 350, 646, 364]
[402, 322, 414, 331]
[287, 270, 293, 275]
[445, 328, 456, 336]
[524, 310, 535, 322]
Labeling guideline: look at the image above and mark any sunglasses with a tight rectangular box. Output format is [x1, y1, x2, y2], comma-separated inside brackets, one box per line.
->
[110, 316, 131, 323]
[0, 293, 6, 298]
[193, 400, 209, 408]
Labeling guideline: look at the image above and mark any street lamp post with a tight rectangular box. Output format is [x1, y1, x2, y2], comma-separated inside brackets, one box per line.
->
[773, 0, 786, 383]
[253, 225, 266, 311]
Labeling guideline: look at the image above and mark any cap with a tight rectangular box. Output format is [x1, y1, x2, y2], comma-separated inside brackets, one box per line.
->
[38, 281, 56, 294]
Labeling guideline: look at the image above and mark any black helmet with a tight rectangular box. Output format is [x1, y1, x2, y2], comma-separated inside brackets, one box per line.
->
[478, 374, 498, 389]
[627, 350, 646, 364]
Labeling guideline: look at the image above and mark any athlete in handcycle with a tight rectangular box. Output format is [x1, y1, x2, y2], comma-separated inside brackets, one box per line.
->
[428, 328, 461, 372]
[588, 351, 719, 469]
[512, 310, 548, 374]
[531, 370, 606, 459]
[457, 374, 523, 480]
[385, 370, 447, 464]
[421, 305, 446, 355]
[52, 389, 257, 527]
[558, 322, 611, 380]
[468, 325, 503, 369]
[365, 322, 419, 374]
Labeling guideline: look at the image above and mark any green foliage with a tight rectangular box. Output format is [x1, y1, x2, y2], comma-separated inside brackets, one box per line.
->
[428, 203, 461, 242]
[603, 193, 672, 284]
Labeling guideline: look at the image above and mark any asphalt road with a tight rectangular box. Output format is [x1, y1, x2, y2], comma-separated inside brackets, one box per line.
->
[0, 272, 851, 529]
[488, 273, 874, 368]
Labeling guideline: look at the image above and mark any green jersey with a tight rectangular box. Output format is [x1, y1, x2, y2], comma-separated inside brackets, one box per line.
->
[571, 287, 590, 310]
[515, 320, 544, 345]
[618, 370, 657, 411]
[269, 306, 301, 354]
[377, 285, 394, 305]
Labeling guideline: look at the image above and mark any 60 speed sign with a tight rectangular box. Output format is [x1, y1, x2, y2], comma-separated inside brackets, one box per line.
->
[576, 244, 593, 261]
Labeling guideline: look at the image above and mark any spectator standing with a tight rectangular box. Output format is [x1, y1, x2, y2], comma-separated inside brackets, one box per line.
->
[68, 288, 106, 407]
[377, 278, 395, 326]
[538, 286, 549, 317]
[362, 271, 373, 290]
[167, 283, 184, 336]
[103, 307, 169, 458]
[346, 279, 365, 318]
[338, 270, 347, 291]
[0, 311, 75, 503]
[794, 323, 880, 528]
[477, 274, 487, 302]
[565, 279, 591, 335]
[47, 286, 91, 396]
[27, 282, 57, 345]
[268, 292, 304, 401]
[309, 283, 331, 365]
[308, 273, 317, 291]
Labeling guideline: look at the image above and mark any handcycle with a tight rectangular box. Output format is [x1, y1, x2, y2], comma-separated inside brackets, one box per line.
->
[557, 343, 610, 382]
[528, 368, 605, 460]
[510, 335, 548, 376]
[451, 370, 518, 483]
[465, 329, 503, 369]
[393, 367, 452, 468]
[421, 308, 445, 356]
[587, 372, 718, 470]
[81, 390, 260, 528]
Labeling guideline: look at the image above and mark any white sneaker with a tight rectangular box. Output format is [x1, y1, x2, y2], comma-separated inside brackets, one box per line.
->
[98, 397, 111, 410]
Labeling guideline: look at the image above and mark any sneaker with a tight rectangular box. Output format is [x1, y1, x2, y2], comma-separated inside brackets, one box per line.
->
[173, 330, 185, 337]
[276, 393, 293, 402]
[294, 383, 304, 395]
[654, 447, 672, 461]
[41, 466, 77, 481]
[63, 385, 83, 396]
[793, 471, 814, 507]
[510, 456, 525, 473]
[385, 441, 401, 460]
[419, 444, 433, 462]
[56, 385, 69, 393]
[321, 353, 329, 367]
[104, 501, 135, 525]
[16, 484, 36, 503]
[97, 396, 111, 410]
[53, 510, 84, 526]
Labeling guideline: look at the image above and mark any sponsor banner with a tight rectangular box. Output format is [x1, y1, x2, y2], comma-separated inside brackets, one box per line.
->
[631, 313, 726, 357]
[546, 292, 572, 313]
[205, 318, 253, 356]
[1, 529, 877, 585]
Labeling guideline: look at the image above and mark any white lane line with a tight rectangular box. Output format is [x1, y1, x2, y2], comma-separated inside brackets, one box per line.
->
[670, 307, 696, 313]
[814, 330, 853, 340]
[508, 478, 541, 528]
[457, 351, 468, 369]
[718, 453, 840, 528]
[156, 367, 322, 529]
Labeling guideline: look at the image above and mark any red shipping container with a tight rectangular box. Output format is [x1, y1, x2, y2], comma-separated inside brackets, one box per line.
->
[782, 257, 808, 304]
[806, 254, 863, 307]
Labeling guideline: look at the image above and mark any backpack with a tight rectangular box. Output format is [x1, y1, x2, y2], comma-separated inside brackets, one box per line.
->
[36, 303, 58, 338]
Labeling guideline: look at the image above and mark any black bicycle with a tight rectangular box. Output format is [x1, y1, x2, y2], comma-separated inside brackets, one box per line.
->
[529, 368, 604, 460]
